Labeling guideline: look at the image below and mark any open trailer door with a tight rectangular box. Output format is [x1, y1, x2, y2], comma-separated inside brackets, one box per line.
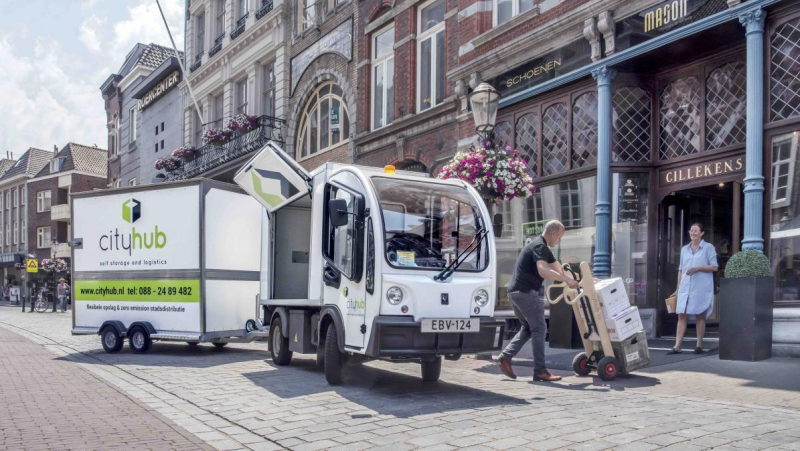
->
[234, 142, 312, 213]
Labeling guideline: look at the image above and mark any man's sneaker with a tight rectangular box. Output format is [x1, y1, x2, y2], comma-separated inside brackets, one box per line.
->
[497, 355, 517, 379]
[533, 370, 562, 382]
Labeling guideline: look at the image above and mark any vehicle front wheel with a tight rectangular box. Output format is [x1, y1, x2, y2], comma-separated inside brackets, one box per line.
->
[101, 327, 123, 353]
[129, 328, 151, 353]
[421, 357, 442, 383]
[324, 324, 344, 385]
[270, 318, 293, 366]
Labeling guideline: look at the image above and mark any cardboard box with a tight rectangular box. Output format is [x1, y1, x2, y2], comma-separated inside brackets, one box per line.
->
[604, 307, 643, 342]
[612, 330, 650, 374]
[595, 278, 631, 319]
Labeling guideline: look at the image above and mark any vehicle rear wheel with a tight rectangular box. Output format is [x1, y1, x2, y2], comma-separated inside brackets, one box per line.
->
[212, 342, 227, 349]
[129, 328, 151, 353]
[270, 318, 293, 366]
[572, 352, 591, 376]
[421, 357, 442, 383]
[598, 356, 619, 381]
[186, 341, 199, 347]
[100, 327, 123, 353]
[324, 323, 344, 385]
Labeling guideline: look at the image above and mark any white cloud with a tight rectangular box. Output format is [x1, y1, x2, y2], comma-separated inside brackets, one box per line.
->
[0, 38, 106, 155]
[109, 0, 184, 56]
[81, 0, 101, 10]
[79, 14, 105, 53]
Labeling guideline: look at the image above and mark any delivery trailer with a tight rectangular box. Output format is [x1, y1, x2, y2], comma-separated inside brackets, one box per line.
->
[71, 179, 268, 352]
[235, 142, 505, 385]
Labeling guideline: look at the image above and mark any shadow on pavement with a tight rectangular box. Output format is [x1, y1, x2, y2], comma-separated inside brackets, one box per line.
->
[472, 360, 661, 391]
[243, 358, 530, 417]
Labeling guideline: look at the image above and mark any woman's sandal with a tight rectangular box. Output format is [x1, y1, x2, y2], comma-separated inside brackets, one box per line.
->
[666, 347, 682, 355]
[694, 347, 705, 354]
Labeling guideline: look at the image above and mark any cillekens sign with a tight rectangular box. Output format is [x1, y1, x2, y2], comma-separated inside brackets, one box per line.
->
[660, 156, 744, 186]
[138, 70, 180, 111]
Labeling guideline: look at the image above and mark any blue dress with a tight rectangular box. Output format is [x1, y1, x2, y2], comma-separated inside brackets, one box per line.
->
[677, 239, 718, 319]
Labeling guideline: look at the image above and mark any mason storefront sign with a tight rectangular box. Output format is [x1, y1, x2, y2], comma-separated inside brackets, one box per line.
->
[660, 156, 745, 186]
[643, 0, 689, 33]
[138, 70, 180, 111]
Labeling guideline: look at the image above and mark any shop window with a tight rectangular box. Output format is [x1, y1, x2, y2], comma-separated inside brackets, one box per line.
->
[770, 129, 800, 304]
[296, 82, 350, 160]
[493, 121, 513, 150]
[515, 112, 539, 174]
[541, 103, 569, 176]
[660, 77, 701, 160]
[771, 18, 800, 121]
[559, 180, 582, 229]
[771, 131, 798, 209]
[417, 0, 445, 112]
[372, 26, 395, 130]
[613, 87, 651, 162]
[572, 92, 598, 168]
[611, 173, 649, 305]
[494, 0, 534, 26]
[706, 62, 747, 150]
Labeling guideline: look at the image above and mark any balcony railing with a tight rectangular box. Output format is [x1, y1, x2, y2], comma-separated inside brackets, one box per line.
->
[256, 0, 274, 20]
[165, 115, 284, 181]
[189, 51, 203, 72]
[231, 12, 249, 40]
[54, 243, 71, 258]
[208, 32, 225, 57]
[51, 204, 70, 222]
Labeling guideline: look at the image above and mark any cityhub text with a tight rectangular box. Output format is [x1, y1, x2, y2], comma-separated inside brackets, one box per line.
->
[99, 227, 167, 255]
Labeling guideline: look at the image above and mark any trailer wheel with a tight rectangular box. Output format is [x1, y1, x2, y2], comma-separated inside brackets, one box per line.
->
[270, 318, 293, 366]
[129, 328, 151, 354]
[572, 352, 591, 376]
[213, 342, 228, 349]
[186, 342, 199, 347]
[246, 319, 258, 333]
[421, 357, 442, 383]
[324, 323, 344, 385]
[100, 327, 123, 353]
[598, 356, 619, 381]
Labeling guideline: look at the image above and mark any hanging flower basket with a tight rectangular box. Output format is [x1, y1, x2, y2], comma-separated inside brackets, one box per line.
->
[226, 114, 258, 134]
[437, 141, 535, 203]
[41, 258, 68, 273]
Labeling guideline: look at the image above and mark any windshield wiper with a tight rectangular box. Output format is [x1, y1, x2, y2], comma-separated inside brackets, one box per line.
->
[434, 226, 488, 282]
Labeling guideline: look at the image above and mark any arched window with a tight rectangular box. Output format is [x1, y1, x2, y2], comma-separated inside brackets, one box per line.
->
[296, 82, 350, 159]
[613, 87, 651, 162]
[515, 112, 539, 175]
[493, 120, 513, 150]
[706, 62, 746, 150]
[541, 103, 569, 176]
[771, 18, 800, 121]
[660, 77, 701, 160]
[398, 161, 427, 173]
[572, 92, 598, 168]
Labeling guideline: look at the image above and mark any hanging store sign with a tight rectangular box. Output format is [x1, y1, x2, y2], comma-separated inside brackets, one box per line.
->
[138, 70, 181, 111]
[491, 40, 591, 98]
[619, 179, 640, 224]
[660, 155, 744, 186]
[330, 106, 340, 132]
[291, 18, 353, 93]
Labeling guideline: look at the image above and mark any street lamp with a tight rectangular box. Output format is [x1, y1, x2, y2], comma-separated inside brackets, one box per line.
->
[50, 238, 58, 312]
[469, 82, 501, 144]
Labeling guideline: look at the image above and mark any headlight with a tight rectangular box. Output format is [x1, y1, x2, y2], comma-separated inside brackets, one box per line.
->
[387, 286, 403, 305]
[474, 289, 489, 307]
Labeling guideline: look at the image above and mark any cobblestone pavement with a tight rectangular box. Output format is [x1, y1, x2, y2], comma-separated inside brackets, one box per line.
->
[1, 305, 800, 451]
[0, 325, 212, 451]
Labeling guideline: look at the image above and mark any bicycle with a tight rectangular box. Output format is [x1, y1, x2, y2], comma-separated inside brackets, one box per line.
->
[34, 293, 54, 313]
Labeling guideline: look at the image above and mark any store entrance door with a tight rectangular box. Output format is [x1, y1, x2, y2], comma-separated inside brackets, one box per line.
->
[657, 182, 743, 337]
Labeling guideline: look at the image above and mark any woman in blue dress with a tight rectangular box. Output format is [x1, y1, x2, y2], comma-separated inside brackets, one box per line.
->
[668, 223, 718, 354]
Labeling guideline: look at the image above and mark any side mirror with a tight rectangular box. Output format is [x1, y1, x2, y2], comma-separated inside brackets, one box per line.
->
[493, 213, 503, 238]
[328, 198, 349, 227]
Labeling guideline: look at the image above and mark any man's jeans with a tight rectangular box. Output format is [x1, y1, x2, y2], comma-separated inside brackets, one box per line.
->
[501, 290, 547, 373]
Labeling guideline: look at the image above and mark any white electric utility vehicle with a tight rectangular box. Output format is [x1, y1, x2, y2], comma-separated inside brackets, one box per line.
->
[235, 143, 504, 384]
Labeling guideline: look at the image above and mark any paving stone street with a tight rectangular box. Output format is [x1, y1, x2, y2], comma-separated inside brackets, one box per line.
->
[1, 304, 800, 451]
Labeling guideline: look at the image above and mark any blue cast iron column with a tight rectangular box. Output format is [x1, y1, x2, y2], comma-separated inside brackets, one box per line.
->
[740, 8, 766, 253]
[592, 66, 616, 278]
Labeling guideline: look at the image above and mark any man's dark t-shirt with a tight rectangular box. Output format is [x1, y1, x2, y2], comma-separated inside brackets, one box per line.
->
[507, 235, 557, 293]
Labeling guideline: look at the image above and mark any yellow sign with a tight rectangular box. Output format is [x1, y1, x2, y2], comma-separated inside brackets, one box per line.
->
[26, 259, 38, 273]
[644, 0, 689, 33]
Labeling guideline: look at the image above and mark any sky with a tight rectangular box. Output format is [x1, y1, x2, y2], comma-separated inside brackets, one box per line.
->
[0, 0, 185, 160]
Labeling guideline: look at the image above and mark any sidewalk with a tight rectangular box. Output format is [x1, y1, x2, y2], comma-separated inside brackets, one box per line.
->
[0, 325, 213, 451]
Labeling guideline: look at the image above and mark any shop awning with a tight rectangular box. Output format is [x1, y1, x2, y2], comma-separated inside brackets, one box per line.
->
[0, 253, 26, 267]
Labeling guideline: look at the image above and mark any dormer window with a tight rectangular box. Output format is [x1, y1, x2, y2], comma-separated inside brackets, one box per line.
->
[51, 157, 66, 173]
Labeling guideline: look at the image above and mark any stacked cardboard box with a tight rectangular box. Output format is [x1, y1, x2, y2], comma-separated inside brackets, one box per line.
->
[579, 278, 644, 343]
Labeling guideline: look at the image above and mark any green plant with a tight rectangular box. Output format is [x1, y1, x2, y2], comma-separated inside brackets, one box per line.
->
[724, 251, 772, 278]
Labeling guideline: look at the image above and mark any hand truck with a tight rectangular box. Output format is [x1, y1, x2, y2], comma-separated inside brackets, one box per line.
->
[546, 261, 649, 381]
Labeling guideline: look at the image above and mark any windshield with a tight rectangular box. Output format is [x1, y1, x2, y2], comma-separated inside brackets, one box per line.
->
[372, 177, 489, 271]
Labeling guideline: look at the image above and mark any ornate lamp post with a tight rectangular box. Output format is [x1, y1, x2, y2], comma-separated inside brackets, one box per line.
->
[469, 83, 500, 145]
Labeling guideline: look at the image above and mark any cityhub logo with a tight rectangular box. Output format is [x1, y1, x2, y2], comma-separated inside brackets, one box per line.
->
[99, 199, 167, 255]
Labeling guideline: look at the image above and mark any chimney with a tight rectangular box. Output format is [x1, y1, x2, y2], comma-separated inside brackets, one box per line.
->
[54, 145, 58, 155]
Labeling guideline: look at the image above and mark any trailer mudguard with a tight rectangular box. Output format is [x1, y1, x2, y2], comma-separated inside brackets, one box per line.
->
[270, 307, 290, 338]
[99, 321, 128, 338]
[129, 322, 157, 336]
[320, 306, 346, 354]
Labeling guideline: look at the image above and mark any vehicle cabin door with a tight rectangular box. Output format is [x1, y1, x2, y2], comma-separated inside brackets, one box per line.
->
[322, 172, 368, 350]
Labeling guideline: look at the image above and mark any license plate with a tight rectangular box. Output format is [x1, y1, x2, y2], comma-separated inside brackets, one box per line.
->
[421, 318, 479, 333]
